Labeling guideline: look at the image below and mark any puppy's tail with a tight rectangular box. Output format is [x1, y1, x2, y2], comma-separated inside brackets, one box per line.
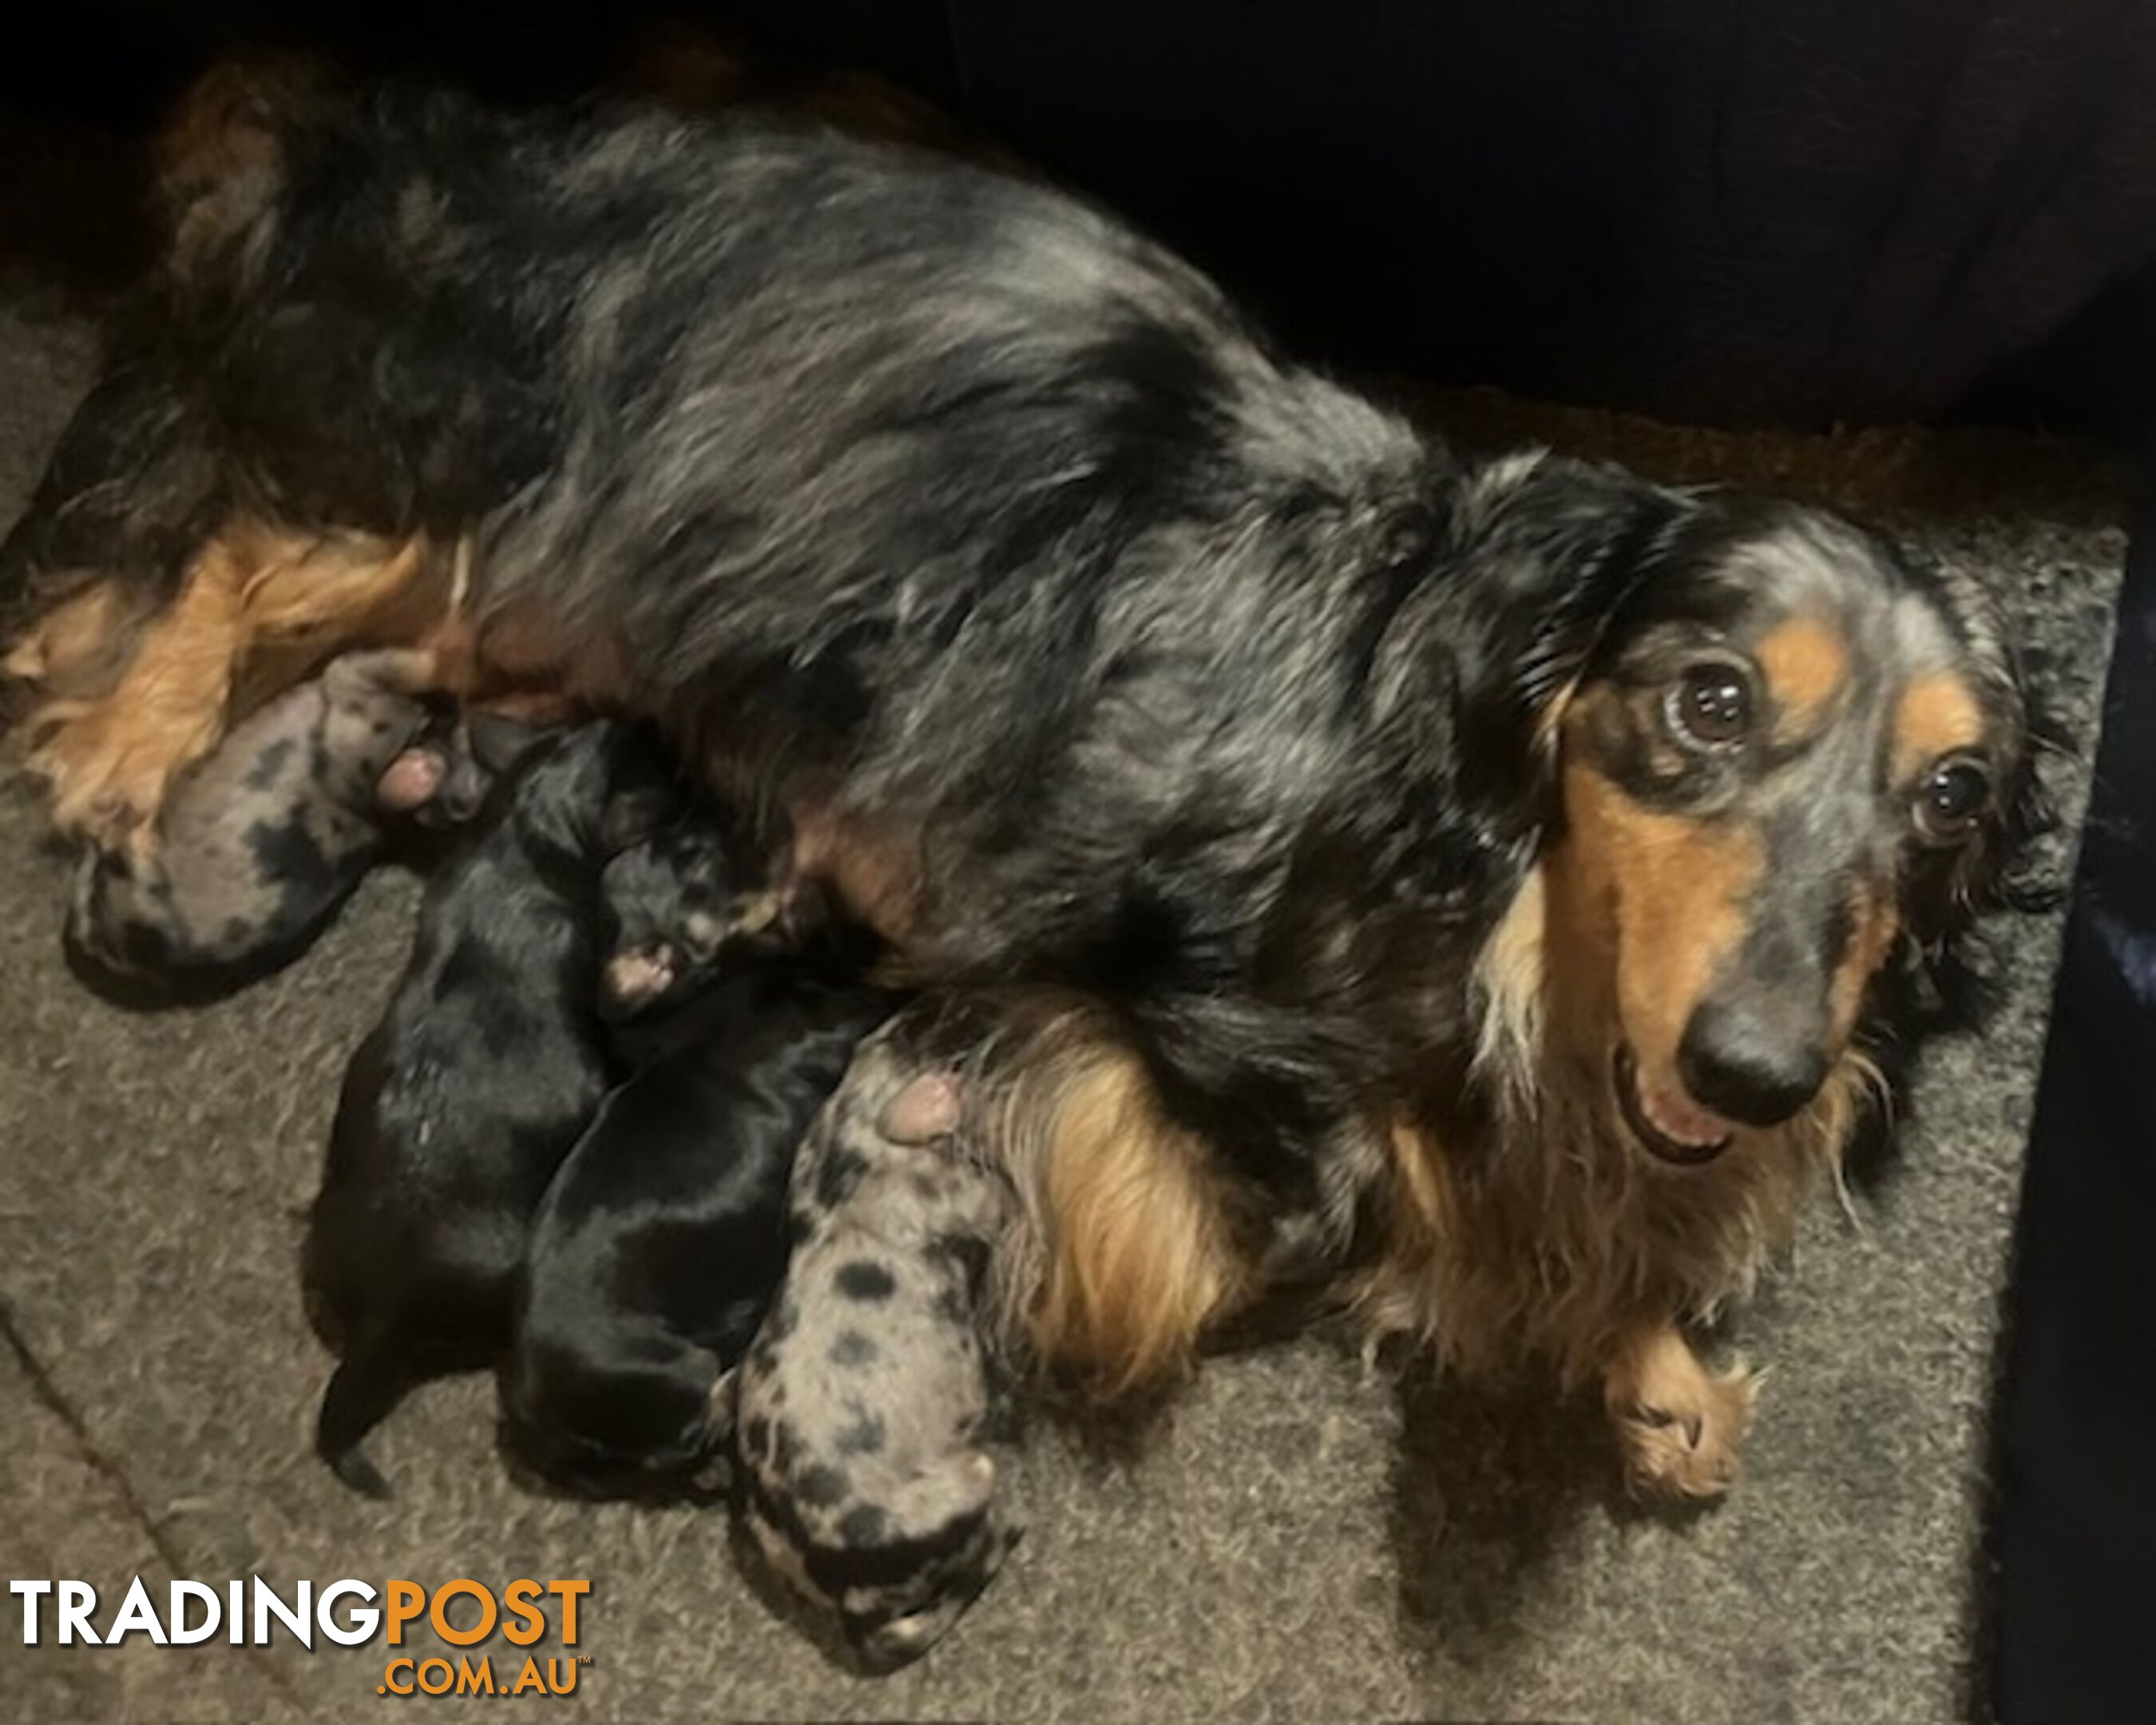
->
[315, 1339, 409, 1500]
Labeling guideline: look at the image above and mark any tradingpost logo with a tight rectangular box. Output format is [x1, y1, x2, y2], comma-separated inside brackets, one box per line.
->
[10, 1576, 594, 1698]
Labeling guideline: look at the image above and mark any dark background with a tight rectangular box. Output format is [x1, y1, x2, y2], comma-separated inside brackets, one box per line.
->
[6, 0, 2155, 438]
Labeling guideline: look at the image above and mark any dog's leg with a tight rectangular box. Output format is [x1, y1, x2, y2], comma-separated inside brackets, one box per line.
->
[25, 536, 253, 845]
[1602, 1321, 1758, 1500]
[2, 578, 137, 693]
[1008, 1033, 1249, 1395]
[23, 529, 434, 848]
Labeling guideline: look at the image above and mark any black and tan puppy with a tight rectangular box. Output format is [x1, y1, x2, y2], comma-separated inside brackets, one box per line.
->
[503, 907, 897, 1500]
[591, 819, 802, 1025]
[63, 646, 486, 988]
[303, 718, 675, 1497]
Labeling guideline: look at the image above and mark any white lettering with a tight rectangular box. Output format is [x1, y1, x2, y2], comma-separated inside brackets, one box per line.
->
[103, 1576, 168, 1644]
[168, 1580, 220, 1644]
[10, 1580, 52, 1644]
[251, 1576, 312, 1648]
[57, 1581, 99, 1645]
[316, 1580, 378, 1647]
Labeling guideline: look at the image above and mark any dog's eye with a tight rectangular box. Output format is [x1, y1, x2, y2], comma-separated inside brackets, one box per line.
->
[1666, 663, 1754, 748]
[1914, 756, 1991, 843]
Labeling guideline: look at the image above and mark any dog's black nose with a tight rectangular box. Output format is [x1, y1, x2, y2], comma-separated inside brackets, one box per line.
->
[1676, 1001, 1829, 1128]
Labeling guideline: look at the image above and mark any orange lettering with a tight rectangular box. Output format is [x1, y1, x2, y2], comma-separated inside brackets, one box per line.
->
[429, 1579, 497, 1647]
[382, 1580, 425, 1647]
[502, 1579, 545, 1647]
[547, 1580, 589, 1644]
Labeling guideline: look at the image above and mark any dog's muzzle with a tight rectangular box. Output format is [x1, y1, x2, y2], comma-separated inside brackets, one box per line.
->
[1613, 1045, 1735, 1166]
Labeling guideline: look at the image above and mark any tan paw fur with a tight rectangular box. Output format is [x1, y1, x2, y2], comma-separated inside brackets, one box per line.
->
[1604, 1325, 1759, 1501]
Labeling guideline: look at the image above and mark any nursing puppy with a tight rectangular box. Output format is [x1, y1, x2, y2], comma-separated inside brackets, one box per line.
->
[303, 719, 676, 1496]
[592, 818, 802, 1024]
[737, 1025, 1016, 1671]
[64, 646, 483, 988]
[503, 914, 897, 1500]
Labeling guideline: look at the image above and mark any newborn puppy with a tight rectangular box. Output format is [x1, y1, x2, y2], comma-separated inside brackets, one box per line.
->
[502, 921, 898, 1500]
[64, 647, 475, 986]
[593, 819, 799, 1022]
[303, 719, 676, 1497]
[736, 1023, 1017, 1670]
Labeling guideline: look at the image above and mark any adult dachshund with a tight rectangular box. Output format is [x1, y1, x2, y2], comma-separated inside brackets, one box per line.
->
[2, 65, 2037, 1498]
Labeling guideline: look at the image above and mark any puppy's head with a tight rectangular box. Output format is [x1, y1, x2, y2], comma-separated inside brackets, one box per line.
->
[505, 719, 680, 863]
[596, 822, 794, 1018]
[367, 716, 482, 831]
[1515, 487, 2032, 1165]
[373, 705, 564, 831]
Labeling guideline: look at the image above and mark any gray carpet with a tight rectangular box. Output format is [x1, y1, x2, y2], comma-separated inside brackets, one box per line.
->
[0, 288, 2128, 1719]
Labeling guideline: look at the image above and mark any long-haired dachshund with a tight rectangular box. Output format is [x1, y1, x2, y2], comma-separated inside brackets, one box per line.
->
[10, 68, 2040, 1505]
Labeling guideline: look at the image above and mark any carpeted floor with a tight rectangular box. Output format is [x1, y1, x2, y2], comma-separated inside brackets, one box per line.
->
[0, 153, 2130, 1721]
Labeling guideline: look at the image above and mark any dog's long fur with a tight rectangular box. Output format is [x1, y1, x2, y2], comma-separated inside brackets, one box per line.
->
[10, 73, 2041, 1469]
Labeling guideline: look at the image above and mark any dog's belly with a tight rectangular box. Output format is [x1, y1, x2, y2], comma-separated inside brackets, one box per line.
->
[786, 801, 926, 950]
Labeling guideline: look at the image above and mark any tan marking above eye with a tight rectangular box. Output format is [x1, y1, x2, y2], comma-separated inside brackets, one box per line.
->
[1892, 672, 1984, 781]
[1754, 617, 1849, 731]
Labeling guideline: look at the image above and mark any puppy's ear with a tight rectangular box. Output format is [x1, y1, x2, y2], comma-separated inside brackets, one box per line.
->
[1448, 453, 1694, 821]
[600, 785, 680, 853]
[596, 724, 685, 851]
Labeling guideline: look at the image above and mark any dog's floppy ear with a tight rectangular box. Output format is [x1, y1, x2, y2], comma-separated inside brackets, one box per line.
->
[1447, 453, 1695, 821]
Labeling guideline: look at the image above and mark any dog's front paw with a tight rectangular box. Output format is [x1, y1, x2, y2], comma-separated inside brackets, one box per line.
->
[1604, 1326, 1758, 1501]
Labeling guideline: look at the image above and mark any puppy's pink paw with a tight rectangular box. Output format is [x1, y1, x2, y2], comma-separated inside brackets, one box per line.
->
[375, 747, 446, 811]
[878, 1073, 963, 1145]
[603, 944, 678, 1009]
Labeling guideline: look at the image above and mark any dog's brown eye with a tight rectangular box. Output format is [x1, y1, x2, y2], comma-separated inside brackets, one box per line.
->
[1914, 756, 1991, 843]
[1667, 663, 1754, 748]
